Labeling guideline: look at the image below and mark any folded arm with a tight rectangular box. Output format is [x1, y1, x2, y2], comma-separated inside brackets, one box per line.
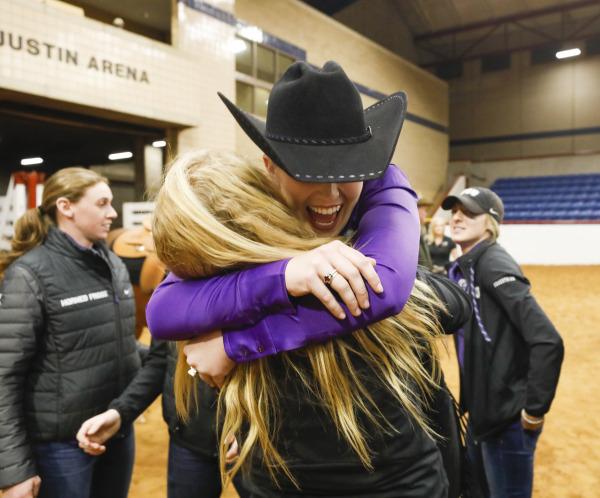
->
[148, 166, 420, 362]
[223, 168, 420, 361]
[147, 260, 293, 340]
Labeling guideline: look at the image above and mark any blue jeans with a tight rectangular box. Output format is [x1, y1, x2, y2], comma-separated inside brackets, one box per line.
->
[33, 426, 135, 498]
[168, 440, 250, 498]
[467, 421, 542, 498]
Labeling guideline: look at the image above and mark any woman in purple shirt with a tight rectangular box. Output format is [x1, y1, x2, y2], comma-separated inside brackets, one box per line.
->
[147, 62, 421, 386]
[150, 147, 461, 497]
[146, 62, 471, 497]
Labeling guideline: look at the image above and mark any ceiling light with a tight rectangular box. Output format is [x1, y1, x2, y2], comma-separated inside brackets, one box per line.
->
[556, 48, 581, 59]
[21, 157, 43, 166]
[152, 140, 167, 148]
[231, 38, 248, 54]
[238, 25, 263, 43]
[108, 151, 133, 161]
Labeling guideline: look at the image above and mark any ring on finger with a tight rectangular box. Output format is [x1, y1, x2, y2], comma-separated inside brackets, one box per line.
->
[323, 269, 339, 286]
[187, 366, 197, 377]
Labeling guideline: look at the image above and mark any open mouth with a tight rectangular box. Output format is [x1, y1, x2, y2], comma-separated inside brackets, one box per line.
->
[307, 205, 342, 230]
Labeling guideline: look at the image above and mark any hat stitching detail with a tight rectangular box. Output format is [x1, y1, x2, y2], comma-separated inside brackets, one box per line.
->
[365, 94, 405, 114]
[266, 126, 372, 145]
[294, 170, 383, 180]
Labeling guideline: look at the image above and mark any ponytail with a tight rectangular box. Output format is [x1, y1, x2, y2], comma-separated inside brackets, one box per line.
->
[0, 208, 51, 278]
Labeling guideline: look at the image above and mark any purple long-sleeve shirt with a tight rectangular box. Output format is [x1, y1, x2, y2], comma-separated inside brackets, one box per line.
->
[147, 165, 420, 362]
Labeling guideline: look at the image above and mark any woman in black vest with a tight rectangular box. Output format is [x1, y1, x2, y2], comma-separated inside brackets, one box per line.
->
[0, 168, 140, 498]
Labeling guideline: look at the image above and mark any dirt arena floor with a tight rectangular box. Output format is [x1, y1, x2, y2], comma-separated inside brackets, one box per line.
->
[129, 266, 600, 498]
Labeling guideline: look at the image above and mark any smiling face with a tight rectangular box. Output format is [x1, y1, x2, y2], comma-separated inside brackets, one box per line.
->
[450, 203, 490, 253]
[56, 181, 118, 247]
[264, 156, 363, 236]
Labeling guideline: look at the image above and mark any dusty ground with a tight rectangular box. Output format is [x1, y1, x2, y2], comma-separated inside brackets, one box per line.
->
[129, 266, 600, 498]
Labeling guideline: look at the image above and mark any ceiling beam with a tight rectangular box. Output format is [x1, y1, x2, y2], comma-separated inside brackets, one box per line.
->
[511, 20, 559, 42]
[415, 0, 600, 42]
[419, 31, 600, 68]
[458, 25, 500, 58]
[567, 10, 600, 38]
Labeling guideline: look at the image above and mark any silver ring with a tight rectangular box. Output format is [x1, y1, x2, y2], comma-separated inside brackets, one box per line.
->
[187, 366, 197, 377]
[323, 269, 339, 286]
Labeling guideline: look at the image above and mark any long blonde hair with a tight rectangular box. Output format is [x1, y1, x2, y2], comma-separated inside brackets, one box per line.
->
[485, 214, 500, 242]
[425, 216, 448, 245]
[0, 167, 107, 278]
[153, 150, 445, 488]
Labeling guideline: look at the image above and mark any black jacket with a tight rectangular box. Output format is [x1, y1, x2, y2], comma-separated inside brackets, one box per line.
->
[453, 241, 564, 440]
[245, 270, 471, 498]
[0, 228, 140, 489]
[108, 337, 220, 458]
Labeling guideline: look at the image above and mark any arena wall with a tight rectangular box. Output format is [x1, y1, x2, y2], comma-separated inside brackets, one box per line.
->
[450, 50, 600, 162]
[448, 153, 600, 187]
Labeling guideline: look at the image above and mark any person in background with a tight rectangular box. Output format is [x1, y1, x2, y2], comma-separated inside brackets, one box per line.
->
[442, 187, 564, 498]
[0, 168, 140, 498]
[426, 216, 458, 274]
[78, 220, 249, 498]
[76, 337, 250, 498]
[417, 197, 433, 269]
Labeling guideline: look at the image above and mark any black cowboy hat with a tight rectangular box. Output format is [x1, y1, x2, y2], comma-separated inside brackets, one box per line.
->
[218, 61, 407, 183]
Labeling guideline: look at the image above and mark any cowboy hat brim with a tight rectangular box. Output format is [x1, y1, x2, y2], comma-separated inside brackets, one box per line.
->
[218, 91, 407, 183]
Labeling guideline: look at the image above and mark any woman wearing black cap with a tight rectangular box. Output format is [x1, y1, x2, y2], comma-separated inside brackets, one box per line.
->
[442, 187, 564, 498]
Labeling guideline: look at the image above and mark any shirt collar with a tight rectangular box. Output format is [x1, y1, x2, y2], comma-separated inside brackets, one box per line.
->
[61, 230, 103, 258]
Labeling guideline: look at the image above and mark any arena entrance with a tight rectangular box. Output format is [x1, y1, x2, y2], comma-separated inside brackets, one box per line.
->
[0, 99, 170, 234]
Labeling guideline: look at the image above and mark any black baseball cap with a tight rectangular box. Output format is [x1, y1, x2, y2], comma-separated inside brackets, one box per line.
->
[442, 187, 504, 222]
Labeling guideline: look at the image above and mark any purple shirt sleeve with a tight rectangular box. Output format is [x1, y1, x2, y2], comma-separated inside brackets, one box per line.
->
[223, 165, 420, 361]
[147, 260, 294, 340]
[146, 165, 419, 362]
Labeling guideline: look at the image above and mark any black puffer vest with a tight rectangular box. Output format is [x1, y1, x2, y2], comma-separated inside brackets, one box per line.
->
[6, 227, 140, 441]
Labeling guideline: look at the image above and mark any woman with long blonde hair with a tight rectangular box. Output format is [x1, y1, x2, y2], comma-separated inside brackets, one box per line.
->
[149, 147, 470, 497]
[148, 61, 471, 497]
[426, 217, 458, 274]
